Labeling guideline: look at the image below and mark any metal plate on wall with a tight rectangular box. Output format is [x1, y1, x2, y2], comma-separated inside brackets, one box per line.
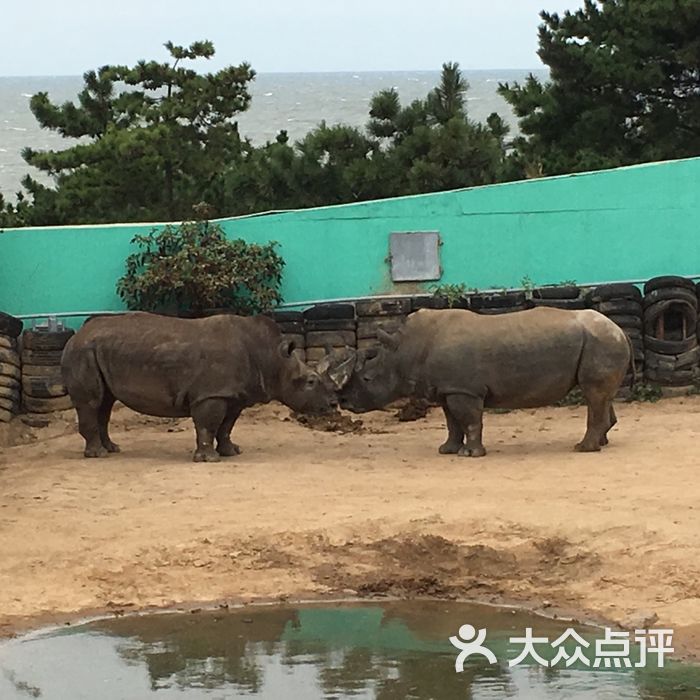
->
[389, 231, 441, 282]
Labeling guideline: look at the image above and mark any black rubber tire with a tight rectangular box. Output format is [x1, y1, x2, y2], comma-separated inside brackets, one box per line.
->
[306, 330, 357, 348]
[475, 305, 530, 315]
[280, 332, 305, 349]
[0, 394, 19, 410]
[533, 285, 580, 300]
[623, 328, 643, 341]
[587, 284, 642, 303]
[644, 335, 698, 354]
[0, 385, 19, 402]
[645, 347, 699, 371]
[276, 321, 304, 334]
[595, 300, 642, 316]
[0, 312, 23, 339]
[470, 292, 526, 310]
[0, 348, 20, 367]
[197, 308, 239, 317]
[357, 316, 405, 339]
[0, 335, 18, 351]
[607, 315, 643, 330]
[644, 367, 698, 386]
[22, 394, 73, 413]
[22, 329, 75, 351]
[643, 298, 697, 331]
[644, 276, 696, 294]
[305, 319, 357, 332]
[0, 374, 20, 390]
[19, 364, 64, 379]
[22, 375, 68, 398]
[0, 362, 21, 381]
[439, 298, 470, 310]
[643, 287, 698, 310]
[21, 349, 64, 366]
[303, 303, 355, 321]
[20, 413, 51, 428]
[305, 347, 329, 363]
[411, 296, 449, 311]
[268, 310, 304, 323]
[531, 298, 587, 310]
[355, 298, 411, 317]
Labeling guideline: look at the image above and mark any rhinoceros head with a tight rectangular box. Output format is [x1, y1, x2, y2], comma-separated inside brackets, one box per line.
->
[276, 339, 338, 414]
[321, 329, 403, 413]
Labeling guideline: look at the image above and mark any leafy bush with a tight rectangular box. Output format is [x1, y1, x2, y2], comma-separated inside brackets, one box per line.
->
[554, 387, 585, 407]
[430, 282, 474, 308]
[117, 215, 284, 316]
[628, 382, 662, 403]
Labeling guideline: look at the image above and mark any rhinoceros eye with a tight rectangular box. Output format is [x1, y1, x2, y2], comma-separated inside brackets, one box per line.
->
[306, 376, 318, 388]
[362, 375, 372, 383]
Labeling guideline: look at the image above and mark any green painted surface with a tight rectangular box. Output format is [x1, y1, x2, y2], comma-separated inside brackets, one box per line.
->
[1, 157, 699, 324]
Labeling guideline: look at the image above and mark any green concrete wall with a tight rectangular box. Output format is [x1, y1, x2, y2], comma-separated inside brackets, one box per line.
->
[1, 157, 699, 324]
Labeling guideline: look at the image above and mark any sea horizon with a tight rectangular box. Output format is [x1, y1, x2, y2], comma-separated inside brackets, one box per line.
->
[0, 69, 547, 199]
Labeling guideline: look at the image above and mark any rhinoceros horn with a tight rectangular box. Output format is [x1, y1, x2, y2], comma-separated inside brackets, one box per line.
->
[317, 346, 357, 390]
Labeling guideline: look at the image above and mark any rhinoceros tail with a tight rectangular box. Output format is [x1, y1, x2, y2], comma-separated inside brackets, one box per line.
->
[625, 332, 637, 385]
[61, 339, 106, 407]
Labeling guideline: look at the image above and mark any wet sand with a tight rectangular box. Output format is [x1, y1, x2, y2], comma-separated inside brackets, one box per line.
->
[1, 398, 699, 656]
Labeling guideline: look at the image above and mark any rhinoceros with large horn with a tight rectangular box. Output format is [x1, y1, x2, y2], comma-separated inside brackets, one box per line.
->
[322, 307, 632, 456]
[62, 312, 337, 461]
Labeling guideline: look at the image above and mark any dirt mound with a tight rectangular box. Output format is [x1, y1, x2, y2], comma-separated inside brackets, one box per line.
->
[292, 410, 364, 434]
[394, 398, 431, 422]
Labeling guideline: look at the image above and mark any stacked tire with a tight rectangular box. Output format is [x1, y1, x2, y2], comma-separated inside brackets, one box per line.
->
[303, 303, 356, 365]
[587, 284, 644, 389]
[21, 329, 74, 417]
[0, 312, 23, 423]
[531, 285, 587, 310]
[470, 292, 530, 315]
[270, 311, 306, 363]
[410, 295, 450, 311]
[642, 276, 699, 388]
[355, 298, 410, 351]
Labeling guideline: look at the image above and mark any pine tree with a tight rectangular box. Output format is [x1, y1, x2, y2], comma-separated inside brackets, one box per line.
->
[20, 41, 254, 224]
[499, 0, 700, 176]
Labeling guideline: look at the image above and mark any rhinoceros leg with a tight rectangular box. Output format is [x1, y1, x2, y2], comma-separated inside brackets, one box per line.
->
[216, 406, 243, 457]
[76, 406, 109, 458]
[191, 399, 228, 462]
[599, 402, 617, 447]
[97, 392, 120, 453]
[444, 394, 487, 458]
[575, 387, 609, 452]
[63, 344, 109, 458]
[438, 399, 465, 454]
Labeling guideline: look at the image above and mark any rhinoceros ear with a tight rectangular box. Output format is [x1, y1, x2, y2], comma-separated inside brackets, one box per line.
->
[278, 339, 296, 358]
[377, 328, 400, 351]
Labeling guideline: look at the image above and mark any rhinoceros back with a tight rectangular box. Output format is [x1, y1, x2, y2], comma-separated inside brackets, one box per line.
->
[398, 308, 629, 408]
[61, 312, 278, 417]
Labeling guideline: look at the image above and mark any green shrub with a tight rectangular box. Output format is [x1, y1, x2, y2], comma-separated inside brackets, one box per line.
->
[117, 215, 284, 316]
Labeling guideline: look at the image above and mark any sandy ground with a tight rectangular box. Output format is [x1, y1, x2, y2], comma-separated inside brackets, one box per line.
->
[1, 397, 700, 656]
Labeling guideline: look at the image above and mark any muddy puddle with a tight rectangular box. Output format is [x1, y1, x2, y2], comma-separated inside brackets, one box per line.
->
[1, 601, 699, 699]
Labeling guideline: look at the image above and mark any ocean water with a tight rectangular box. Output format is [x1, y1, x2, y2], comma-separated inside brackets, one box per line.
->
[0, 70, 546, 200]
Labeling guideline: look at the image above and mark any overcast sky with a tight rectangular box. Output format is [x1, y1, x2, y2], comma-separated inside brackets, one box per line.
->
[2, 0, 582, 76]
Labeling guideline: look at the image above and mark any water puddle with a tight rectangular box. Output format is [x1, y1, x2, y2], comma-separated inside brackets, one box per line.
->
[1, 601, 699, 698]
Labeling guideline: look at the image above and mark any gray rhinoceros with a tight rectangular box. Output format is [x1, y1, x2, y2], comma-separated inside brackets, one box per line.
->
[61, 312, 337, 461]
[325, 307, 632, 456]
